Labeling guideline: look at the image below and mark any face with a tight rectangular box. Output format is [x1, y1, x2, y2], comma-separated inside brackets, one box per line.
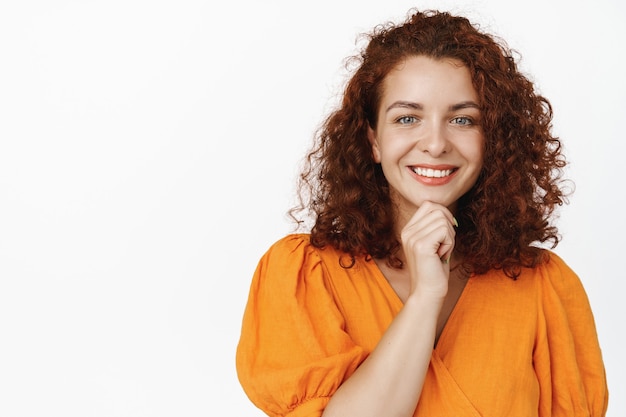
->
[368, 55, 484, 222]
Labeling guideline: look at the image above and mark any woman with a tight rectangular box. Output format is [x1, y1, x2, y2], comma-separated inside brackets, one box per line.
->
[236, 9, 608, 417]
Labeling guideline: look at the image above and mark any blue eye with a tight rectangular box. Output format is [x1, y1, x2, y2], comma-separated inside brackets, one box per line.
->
[451, 116, 473, 126]
[397, 116, 417, 125]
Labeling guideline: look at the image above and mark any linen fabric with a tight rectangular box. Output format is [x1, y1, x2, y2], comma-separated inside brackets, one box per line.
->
[236, 234, 608, 417]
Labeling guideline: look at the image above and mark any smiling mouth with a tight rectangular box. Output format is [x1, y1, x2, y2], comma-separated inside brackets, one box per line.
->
[411, 167, 456, 178]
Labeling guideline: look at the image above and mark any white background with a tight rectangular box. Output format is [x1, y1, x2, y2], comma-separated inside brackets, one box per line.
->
[0, 0, 623, 416]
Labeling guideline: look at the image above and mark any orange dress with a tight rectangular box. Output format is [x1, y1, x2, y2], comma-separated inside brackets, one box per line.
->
[236, 234, 608, 417]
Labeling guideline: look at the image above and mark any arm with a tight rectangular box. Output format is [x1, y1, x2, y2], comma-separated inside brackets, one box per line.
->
[322, 202, 456, 417]
[535, 254, 608, 417]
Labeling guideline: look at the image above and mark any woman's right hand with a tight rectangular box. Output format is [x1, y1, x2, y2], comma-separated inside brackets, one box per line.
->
[400, 201, 457, 301]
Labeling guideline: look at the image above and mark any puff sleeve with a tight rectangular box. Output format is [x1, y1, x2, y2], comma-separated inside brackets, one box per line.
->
[236, 235, 369, 417]
[534, 253, 609, 417]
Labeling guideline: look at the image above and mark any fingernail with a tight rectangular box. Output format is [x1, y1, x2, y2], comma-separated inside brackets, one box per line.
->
[453, 217, 459, 227]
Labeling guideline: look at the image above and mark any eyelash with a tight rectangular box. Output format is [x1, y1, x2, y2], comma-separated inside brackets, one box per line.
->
[396, 115, 418, 125]
[394, 115, 476, 125]
[451, 116, 474, 126]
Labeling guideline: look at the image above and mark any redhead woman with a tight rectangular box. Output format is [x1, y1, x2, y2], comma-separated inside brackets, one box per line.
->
[236, 9, 608, 417]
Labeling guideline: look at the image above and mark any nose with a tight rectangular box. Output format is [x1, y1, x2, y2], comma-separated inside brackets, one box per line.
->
[417, 124, 449, 157]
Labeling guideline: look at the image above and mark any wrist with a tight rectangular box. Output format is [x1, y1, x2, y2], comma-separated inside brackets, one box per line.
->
[404, 291, 445, 314]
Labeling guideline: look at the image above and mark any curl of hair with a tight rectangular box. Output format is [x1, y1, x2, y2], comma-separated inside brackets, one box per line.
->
[290, 9, 569, 278]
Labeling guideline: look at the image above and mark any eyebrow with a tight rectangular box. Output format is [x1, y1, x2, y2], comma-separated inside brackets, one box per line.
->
[449, 101, 481, 111]
[385, 100, 481, 113]
[385, 101, 423, 113]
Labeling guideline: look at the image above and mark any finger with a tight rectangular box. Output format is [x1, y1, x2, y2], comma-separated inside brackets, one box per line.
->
[438, 236, 454, 263]
[402, 218, 456, 261]
[408, 201, 457, 230]
[404, 210, 456, 243]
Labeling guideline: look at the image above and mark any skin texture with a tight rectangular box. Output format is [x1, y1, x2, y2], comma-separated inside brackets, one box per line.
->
[369, 56, 484, 236]
[322, 56, 482, 417]
[296, 10, 566, 278]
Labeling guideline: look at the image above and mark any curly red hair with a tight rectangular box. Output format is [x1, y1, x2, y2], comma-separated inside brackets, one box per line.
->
[292, 9, 568, 278]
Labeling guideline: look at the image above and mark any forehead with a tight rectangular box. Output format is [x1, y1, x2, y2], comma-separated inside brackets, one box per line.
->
[380, 56, 478, 105]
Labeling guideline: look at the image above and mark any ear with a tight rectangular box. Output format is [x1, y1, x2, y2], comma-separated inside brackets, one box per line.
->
[367, 126, 382, 163]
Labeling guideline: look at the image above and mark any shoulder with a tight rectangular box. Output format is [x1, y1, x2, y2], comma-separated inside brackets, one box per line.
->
[507, 249, 578, 284]
[535, 250, 575, 276]
[531, 250, 584, 293]
[258, 234, 320, 272]
[260, 233, 351, 270]
[253, 234, 379, 307]
[475, 250, 585, 304]
[254, 234, 340, 291]
[263, 233, 314, 256]
[516, 250, 593, 313]
[254, 234, 316, 282]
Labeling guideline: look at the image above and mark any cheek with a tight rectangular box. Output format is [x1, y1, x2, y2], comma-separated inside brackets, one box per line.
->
[378, 138, 416, 163]
[462, 136, 485, 166]
[475, 148, 486, 168]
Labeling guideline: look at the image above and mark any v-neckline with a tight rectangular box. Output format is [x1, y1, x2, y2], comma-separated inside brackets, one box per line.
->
[434, 273, 472, 350]
[367, 258, 473, 351]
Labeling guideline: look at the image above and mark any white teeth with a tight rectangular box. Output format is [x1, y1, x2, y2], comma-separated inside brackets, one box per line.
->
[412, 167, 453, 178]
